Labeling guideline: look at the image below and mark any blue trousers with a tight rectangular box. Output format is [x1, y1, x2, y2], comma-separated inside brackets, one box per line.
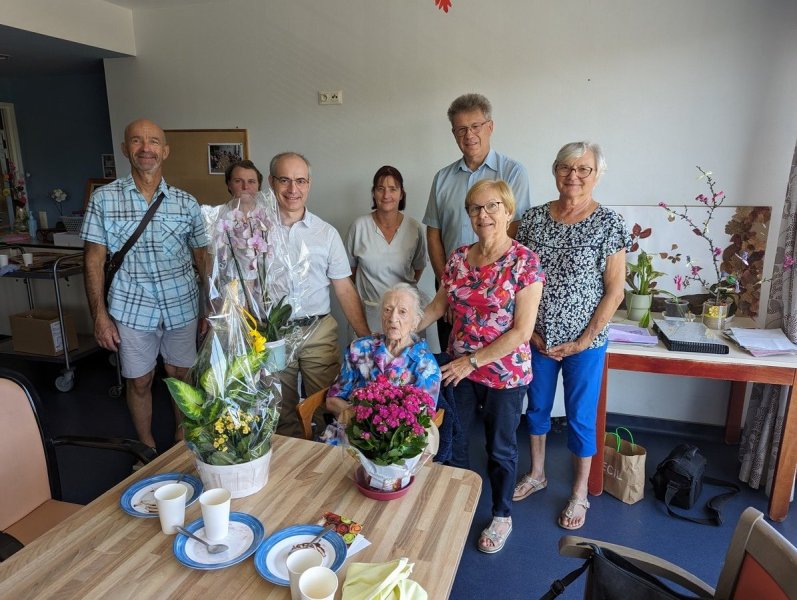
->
[525, 343, 607, 457]
[451, 379, 527, 517]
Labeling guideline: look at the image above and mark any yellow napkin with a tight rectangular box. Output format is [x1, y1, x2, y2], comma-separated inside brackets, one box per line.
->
[342, 558, 428, 600]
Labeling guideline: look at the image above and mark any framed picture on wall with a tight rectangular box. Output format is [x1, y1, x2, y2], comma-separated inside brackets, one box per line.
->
[208, 143, 244, 175]
[101, 154, 116, 178]
[83, 178, 114, 210]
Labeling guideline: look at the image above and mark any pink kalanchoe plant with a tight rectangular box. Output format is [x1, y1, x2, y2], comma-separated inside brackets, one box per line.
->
[346, 374, 435, 466]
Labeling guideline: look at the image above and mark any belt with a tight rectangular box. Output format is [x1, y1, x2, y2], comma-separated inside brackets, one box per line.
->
[289, 314, 329, 327]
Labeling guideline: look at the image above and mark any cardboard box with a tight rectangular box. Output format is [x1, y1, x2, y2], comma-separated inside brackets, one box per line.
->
[52, 232, 84, 248]
[10, 310, 79, 356]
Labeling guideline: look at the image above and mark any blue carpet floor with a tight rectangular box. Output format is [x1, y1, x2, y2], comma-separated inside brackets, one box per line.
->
[11, 352, 797, 600]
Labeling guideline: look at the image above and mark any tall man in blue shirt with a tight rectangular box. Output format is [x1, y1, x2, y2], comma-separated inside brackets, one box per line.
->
[82, 118, 208, 452]
[423, 93, 532, 349]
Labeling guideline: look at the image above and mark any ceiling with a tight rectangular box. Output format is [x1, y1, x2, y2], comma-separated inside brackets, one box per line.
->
[0, 24, 127, 77]
[0, 1, 213, 77]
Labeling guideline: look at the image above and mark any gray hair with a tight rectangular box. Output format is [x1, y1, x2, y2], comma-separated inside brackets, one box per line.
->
[552, 141, 607, 180]
[380, 283, 423, 326]
[269, 152, 312, 178]
[447, 93, 492, 125]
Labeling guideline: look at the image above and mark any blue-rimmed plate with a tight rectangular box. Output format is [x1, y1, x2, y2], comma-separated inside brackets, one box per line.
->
[174, 512, 265, 570]
[254, 524, 347, 586]
[119, 472, 203, 518]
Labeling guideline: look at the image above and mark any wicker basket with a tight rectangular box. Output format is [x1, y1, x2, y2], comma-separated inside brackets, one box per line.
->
[194, 449, 273, 498]
[61, 216, 84, 234]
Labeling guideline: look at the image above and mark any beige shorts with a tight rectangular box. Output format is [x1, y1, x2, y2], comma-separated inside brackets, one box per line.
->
[116, 320, 198, 379]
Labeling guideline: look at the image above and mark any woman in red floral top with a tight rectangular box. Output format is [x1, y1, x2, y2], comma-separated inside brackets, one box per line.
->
[418, 179, 544, 554]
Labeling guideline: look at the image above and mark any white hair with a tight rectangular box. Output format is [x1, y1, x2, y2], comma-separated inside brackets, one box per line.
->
[380, 283, 423, 326]
[552, 141, 607, 180]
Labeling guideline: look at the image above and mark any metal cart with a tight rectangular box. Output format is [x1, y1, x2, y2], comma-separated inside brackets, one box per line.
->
[0, 247, 123, 396]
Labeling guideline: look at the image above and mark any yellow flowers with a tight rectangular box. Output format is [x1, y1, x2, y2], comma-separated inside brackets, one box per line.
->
[211, 408, 259, 454]
[243, 309, 267, 351]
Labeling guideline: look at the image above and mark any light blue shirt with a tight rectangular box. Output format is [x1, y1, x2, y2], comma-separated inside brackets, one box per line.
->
[81, 175, 208, 331]
[422, 148, 532, 259]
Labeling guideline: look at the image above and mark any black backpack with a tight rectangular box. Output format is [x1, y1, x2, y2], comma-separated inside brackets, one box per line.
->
[650, 444, 740, 526]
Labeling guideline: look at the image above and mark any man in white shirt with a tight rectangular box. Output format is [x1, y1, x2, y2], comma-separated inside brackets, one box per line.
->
[423, 93, 532, 349]
[268, 152, 370, 437]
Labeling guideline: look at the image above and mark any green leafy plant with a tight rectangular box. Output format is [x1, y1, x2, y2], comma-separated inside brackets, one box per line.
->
[263, 295, 293, 342]
[626, 250, 667, 296]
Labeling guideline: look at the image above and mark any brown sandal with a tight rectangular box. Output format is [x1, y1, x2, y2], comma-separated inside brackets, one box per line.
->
[478, 516, 512, 554]
[512, 474, 548, 501]
[559, 495, 590, 530]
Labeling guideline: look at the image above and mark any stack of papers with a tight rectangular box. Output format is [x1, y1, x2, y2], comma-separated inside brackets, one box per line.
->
[608, 323, 658, 346]
[726, 328, 797, 357]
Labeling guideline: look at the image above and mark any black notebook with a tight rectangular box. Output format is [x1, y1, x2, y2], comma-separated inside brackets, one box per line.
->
[652, 319, 730, 355]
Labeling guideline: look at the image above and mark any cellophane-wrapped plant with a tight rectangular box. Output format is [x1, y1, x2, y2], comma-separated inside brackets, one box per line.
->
[203, 190, 316, 366]
[165, 282, 280, 465]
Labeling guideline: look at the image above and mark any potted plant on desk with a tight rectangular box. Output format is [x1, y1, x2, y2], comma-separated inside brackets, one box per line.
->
[626, 250, 671, 327]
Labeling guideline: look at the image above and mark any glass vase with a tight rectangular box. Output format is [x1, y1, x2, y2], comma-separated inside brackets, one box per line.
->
[702, 300, 731, 330]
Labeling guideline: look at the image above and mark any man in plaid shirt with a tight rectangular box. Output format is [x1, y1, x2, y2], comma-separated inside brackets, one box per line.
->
[82, 119, 208, 454]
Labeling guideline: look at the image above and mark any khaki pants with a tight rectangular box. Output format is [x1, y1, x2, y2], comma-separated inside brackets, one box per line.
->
[277, 315, 341, 438]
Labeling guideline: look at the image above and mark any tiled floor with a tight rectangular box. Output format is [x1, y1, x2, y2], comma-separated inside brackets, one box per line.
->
[11, 351, 797, 600]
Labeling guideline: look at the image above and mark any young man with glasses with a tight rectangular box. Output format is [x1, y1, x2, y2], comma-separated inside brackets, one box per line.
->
[423, 93, 532, 350]
[267, 152, 370, 438]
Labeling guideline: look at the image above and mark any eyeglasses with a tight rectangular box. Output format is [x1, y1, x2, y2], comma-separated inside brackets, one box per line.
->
[452, 119, 491, 138]
[466, 201, 503, 217]
[555, 165, 594, 179]
[272, 176, 310, 187]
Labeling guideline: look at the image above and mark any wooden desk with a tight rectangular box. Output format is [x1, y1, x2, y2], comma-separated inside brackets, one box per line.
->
[0, 436, 481, 599]
[589, 320, 797, 522]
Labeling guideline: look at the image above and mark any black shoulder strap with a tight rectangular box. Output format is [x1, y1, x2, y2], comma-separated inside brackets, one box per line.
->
[663, 476, 740, 526]
[107, 191, 165, 273]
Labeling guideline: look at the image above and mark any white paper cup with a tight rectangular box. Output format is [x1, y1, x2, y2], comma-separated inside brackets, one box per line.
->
[287, 548, 324, 600]
[199, 488, 231, 541]
[154, 483, 188, 534]
[299, 566, 338, 600]
[0, 255, 8, 267]
[22, 253, 34, 266]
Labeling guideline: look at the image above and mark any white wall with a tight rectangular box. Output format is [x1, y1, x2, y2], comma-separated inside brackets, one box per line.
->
[102, 0, 797, 425]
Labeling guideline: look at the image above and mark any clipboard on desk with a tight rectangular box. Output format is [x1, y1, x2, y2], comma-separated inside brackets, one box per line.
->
[652, 319, 730, 354]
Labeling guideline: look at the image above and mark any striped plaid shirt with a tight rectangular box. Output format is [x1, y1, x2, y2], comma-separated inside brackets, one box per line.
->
[81, 175, 208, 331]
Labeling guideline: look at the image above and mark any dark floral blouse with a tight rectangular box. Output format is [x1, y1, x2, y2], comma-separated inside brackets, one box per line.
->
[516, 202, 630, 349]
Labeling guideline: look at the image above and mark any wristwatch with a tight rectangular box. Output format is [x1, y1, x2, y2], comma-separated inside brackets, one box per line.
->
[469, 354, 478, 369]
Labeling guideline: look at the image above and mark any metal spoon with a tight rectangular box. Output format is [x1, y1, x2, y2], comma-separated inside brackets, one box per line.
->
[289, 523, 336, 555]
[176, 526, 229, 554]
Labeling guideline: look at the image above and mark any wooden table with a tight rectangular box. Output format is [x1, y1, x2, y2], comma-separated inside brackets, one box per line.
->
[589, 317, 797, 521]
[0, 436, 481, 599]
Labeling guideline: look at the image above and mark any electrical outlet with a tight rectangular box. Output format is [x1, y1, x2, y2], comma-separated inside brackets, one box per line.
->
[318, 90, 343, 105]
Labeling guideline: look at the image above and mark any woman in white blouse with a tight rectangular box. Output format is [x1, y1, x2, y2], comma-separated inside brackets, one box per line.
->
[345, 166, 428, 333]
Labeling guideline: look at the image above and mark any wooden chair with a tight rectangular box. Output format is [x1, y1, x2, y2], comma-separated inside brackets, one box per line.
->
[558, 506, 797, 598]
[0, 368, 155, 562]
[297, 387, 329, 440]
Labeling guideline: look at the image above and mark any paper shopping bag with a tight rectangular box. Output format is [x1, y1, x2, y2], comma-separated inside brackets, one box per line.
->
[603, 427, 646, 505]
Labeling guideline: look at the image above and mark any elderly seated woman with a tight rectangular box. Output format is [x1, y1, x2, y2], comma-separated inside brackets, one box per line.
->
[326, 283, 441, 417]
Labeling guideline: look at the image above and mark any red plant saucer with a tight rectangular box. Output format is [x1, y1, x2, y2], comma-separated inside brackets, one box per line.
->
[353, 466, 415, 501]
